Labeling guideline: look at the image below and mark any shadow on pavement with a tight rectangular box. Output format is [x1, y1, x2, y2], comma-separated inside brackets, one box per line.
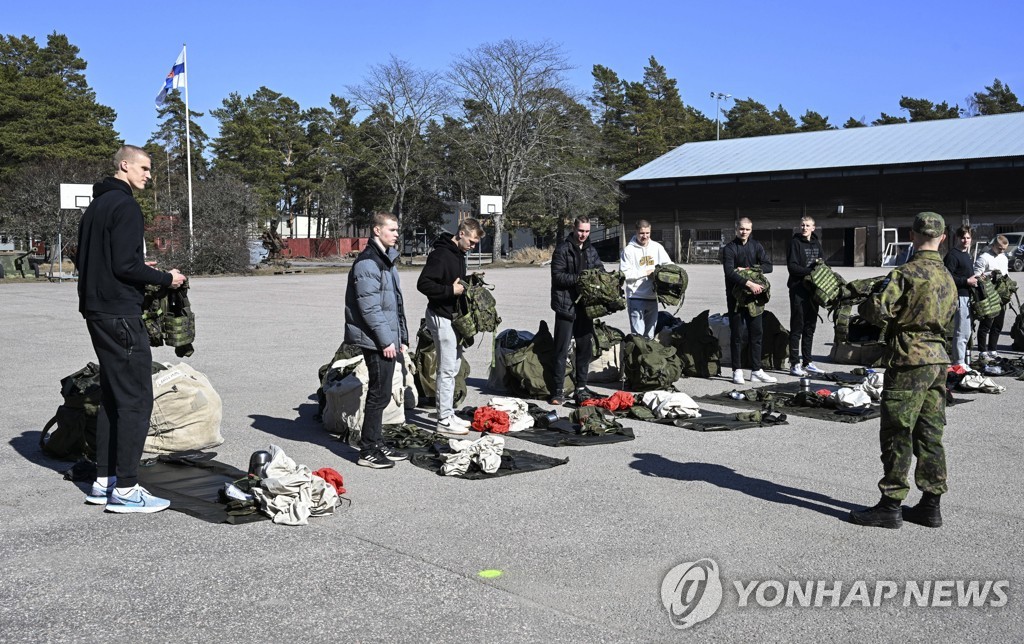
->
[630, 452, 858, 520]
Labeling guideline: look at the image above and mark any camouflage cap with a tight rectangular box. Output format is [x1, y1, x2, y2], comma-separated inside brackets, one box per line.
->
[912, 211, 946, 238]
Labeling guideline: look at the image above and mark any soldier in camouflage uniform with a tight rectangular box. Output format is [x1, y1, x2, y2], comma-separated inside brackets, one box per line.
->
[849, 212, 957, 529]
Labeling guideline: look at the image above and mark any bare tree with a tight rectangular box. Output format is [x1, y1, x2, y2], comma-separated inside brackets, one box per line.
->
[448, 39, 573, 261]
[347, 55, 450, 225]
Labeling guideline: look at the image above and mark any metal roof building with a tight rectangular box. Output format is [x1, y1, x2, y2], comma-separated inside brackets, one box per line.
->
[617, 112, 1024, 266]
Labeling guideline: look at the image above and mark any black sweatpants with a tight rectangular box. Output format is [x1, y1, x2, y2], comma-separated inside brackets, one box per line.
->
[360, 348, 396, 453]
[86, 316, 154, 488]
[976, 305, 1006, 353]
[788, 285, 819, 365]
[727, 294, 763, 370]
[552, 310, 594, 394]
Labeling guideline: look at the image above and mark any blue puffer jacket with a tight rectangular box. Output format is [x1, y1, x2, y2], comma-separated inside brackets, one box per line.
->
[344, 239, 409, 351]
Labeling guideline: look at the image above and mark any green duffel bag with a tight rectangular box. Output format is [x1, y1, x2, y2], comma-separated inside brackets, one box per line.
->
[412, 319, 469, 405]
[503, 320, 573, 398]
[621, 335, 683, 391]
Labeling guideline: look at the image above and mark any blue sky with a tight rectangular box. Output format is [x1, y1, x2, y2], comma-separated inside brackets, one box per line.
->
[6, 0, 1022, 149]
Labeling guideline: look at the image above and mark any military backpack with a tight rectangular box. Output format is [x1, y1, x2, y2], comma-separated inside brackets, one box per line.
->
[40, 363, 102, 461]
[621, 335, 683, 391]
[502, 320, 573, 398]
[451, 272, 501, 342]
[664, 309, 722, 378]
[651, 264, 688, 309]
[412, 319, 470, 405]
[970, 278, 1002, 320]
[731, 267, 770, 317]
[575, 268, 626, 319]
[143, 281, 196, 357]
[992, 273, 1018, 306]
[804, 260, 845, 308]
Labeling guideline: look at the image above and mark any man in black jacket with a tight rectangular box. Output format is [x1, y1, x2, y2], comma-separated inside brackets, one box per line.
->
[943, 224, 978, 369]
[416, 219, 484, 436]
[549, 216, 606, 405]
[786, 216, 825, 376]
[76, 145, 186, 513]
[721, 217, 776, 385]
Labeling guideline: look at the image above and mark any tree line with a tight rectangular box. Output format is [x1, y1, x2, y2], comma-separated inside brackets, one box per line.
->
[2, 32, 1021, 272]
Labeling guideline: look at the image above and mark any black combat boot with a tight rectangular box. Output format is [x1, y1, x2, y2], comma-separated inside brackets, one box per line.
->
[849, 495, 903, 529]
[903, 492, 942, 528]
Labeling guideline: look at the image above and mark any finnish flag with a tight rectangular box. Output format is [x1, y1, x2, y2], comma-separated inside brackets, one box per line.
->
[155, 48, 186, 106]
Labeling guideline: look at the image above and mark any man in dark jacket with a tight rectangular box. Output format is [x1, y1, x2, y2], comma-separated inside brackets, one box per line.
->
[344, 213, 410, 469]
[416, 219, 484, 436]
[76, 145, 186, 513]
[943, 225, 978, 369]
[721, 217, 776, 385]
[549, 216, 606, 405]
[786, 216, 825, 376]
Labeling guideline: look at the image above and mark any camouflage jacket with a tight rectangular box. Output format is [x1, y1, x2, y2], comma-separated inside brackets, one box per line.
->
[861, 250, 956, 368]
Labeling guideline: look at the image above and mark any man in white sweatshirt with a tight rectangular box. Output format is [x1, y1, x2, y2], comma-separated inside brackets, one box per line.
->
[619, 220, 673, 338]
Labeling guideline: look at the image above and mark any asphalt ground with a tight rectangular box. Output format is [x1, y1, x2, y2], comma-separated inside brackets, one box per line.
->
[1, 262, 1022, 643]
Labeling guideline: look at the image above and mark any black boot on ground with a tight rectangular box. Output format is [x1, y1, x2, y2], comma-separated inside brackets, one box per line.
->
[903, 492, 942, 528]
[849, 495, 903, 529]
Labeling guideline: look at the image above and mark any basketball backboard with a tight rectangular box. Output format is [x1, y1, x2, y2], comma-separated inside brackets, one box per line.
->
[60, 183, 94, 211]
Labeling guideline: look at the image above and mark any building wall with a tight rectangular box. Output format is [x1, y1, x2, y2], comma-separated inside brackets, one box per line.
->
[621, 165, 1024, 266]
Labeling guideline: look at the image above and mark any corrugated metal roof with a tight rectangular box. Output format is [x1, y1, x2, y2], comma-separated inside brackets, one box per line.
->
[618, 112, 1024, 183]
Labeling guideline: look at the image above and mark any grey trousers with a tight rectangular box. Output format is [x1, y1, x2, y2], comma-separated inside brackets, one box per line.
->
[951, 295, 971, 365]
[425, 308, 461, 420]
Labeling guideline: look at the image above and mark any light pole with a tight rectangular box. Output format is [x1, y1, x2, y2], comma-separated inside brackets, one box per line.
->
[711, 91, 732, 140]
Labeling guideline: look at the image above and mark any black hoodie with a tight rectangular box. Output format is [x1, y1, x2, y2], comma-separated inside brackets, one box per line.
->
[76, 177, 172, 318]
[786, 232, 823, 290]
[416, 234, 467, 319]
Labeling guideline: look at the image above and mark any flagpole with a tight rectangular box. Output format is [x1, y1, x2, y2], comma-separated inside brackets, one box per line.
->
[182, 43, 194, 258]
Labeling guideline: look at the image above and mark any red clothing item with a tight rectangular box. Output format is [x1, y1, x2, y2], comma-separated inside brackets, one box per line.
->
[312, 467, 346, 495]
[581, 391, 635, 411]
[472, 406, 510, 434]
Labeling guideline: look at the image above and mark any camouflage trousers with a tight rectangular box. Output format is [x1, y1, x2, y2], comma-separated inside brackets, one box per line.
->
[877, 364, 947, 500]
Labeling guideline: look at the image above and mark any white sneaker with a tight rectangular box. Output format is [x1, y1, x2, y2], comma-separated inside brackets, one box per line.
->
[803, 363, 825, 374]
[751, 369, 778, 384]
[436, 417, 470, 437]
[732, 369, 745, 385]
[990, 351, 1001, 359]
[790, 364, 808, 377]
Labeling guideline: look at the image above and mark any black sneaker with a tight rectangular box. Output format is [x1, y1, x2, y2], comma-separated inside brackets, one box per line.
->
[357, 449, 395, 469]
[379, 445, 408, 462]
[573, 388, 599, 404]
[548, 391, 565, 405]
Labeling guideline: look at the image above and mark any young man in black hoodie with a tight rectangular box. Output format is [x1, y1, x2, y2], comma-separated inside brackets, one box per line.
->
[786, 216, 826, 376]
[76, 145, 186, 513]
[943, 225, 978, 369]
[416, 219, 484, 436]
[721, 217, 776, 385]
[549, 216, 606, 405]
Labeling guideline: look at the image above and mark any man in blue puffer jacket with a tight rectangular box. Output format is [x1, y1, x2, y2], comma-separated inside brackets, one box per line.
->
[344, 213, 410, 469]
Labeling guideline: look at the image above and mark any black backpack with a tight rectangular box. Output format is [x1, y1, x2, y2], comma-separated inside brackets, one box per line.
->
[40, 363, 102, 461]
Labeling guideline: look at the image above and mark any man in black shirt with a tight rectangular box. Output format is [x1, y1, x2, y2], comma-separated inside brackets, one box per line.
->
[721, 218, 776, 385]
[943, 225, 978, 369]
[76, 145, 186, 512]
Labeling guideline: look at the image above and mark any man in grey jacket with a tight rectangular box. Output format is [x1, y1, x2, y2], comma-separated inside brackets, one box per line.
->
[344, 213, 410, 469]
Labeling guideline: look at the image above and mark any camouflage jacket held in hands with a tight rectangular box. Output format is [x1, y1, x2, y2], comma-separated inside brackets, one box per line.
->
[860, 250, 956, 368]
